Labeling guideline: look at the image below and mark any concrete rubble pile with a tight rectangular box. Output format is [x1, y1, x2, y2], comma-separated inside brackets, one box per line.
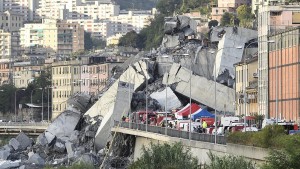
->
[80, 15, 260, 157]
[0, 93, 106, 168]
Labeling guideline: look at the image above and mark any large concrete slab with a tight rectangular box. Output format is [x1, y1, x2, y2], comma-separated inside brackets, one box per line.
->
[86, 61, 149, 149]
[165, 63, 235, 113]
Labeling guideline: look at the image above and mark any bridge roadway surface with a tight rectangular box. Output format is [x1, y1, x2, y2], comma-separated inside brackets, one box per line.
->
[112, 121, 226, 144]
[0, 122, 49, 136]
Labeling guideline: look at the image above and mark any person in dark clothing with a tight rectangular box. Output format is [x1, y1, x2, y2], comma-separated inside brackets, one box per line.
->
[122, 116, 126, 121]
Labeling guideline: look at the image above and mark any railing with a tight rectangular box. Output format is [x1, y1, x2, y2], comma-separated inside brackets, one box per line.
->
[0, 122, 50, 127]
[114, 121, 226, 145]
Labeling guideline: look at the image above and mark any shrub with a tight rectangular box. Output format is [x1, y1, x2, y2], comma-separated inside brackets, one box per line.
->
[129, 142, 198, 169]
[207, 151, 256, 169]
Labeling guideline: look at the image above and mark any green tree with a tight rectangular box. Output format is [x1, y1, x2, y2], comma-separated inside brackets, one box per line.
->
[129, 142, 198, 169]
[236, 5, 253, 21]
[207, 151, 255, 169]
[0, 84, 16, 114]
[118, 30, 139, 48]
[21, 69, 52, 107]
[156, 0, 181, 16]
[236, 5, 254, 28]
[262, 135, 300, 169]
[84, 31, 106, 50]
[220, 12, 233, 26]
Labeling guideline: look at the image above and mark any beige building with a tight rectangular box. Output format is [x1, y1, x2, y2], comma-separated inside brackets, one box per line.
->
[211, 0, 250, 21]
[51, 58, 109, 119]
[235, 56, 258, 116]
[13, 63, 43, 88]
[36, 0, 69, 20]
[110, 10, 155, 34]
[0, 11, 24, 59]
[20, 19, 84, 56]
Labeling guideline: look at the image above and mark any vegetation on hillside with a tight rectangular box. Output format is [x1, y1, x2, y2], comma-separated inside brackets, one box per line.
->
[220, 5, 254, 28]
[115, 0, 157, 10]
[84, 31, 106, 50]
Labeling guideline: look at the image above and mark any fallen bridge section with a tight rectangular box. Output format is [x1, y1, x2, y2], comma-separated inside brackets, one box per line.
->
[163, 63, 235, 112]
[85, 60, 151, 149]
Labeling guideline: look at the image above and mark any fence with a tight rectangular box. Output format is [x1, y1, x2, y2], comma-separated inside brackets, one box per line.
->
[114, 121, 226, 145]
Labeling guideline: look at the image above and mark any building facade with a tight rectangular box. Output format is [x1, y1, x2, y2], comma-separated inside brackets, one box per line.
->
[51, 59, 109, 119]
[20, 19, 84, 56]
[211, 0, 251, 21]
[13, 63, 43, 88]
[268, 28, 300, 122]
[0, 0, 40, 21]
[257, 4, 300, 118]
[235, 56, 259, 116]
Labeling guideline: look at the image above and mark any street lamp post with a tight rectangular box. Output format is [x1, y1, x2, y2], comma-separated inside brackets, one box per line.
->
[141, 58, 150, 132]
[41, 88, 44, 121]
[15, 88, 25, 122]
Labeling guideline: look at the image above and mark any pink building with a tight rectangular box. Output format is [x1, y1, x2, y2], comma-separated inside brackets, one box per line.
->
[211, 0, 250, 22]
[80, 63, 109, 96]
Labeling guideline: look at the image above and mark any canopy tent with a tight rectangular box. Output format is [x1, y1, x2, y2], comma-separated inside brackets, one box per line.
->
[175, 103, 200, 119]
[190, 108, 215, 121]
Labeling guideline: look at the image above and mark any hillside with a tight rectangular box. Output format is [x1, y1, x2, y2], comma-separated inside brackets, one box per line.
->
[114, 0, 157, 10]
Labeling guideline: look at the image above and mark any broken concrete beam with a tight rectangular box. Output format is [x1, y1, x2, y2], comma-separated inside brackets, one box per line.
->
[16, 132, 33, 150]
[0, 149, 10, 160]
[28, 153, 45, 165]
[65, 141, 75, 158]
[36, 133, 48, 146]
[150, 86, 182, 111]
[69, 130, 79, 143]
[0, 160, 20, 169]
[44, 131, 55, 144]
[85, 62, 149, 149]
[9, 138, 20, 151]
[46, 110, 81, 140]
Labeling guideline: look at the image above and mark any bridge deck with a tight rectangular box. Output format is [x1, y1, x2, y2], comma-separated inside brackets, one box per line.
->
[112, 121, 226, 145]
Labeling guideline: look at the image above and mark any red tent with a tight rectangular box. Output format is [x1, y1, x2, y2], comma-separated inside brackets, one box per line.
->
[176, 103, 200, 119]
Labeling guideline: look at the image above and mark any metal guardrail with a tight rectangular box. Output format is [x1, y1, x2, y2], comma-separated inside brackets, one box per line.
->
[114, 121, 226, 145]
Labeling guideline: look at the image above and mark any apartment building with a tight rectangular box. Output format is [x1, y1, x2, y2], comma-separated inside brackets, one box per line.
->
[20, 19, 84, 56]
[257, 4, 300, 118]
[110, 10, 155, 34]
[234, 56, 258, 116]
[36, 0, 69, 20]
[51, 58, 109, 119]
[268, 27, 300, 122]
[211, 0, 251, 21]
[66, 19, 114, 39]
[0, 0, 39, 21]
[67, 0, 119, 20]
[13, 63, 43, 88]
[0, 11, 24, 59]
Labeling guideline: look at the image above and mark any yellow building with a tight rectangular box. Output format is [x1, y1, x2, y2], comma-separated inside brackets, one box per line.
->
[51, 60, 81, 119]
[51, 58, 109, 119]
[106, 33, 123, 46]
[234, 56, 258, 116]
